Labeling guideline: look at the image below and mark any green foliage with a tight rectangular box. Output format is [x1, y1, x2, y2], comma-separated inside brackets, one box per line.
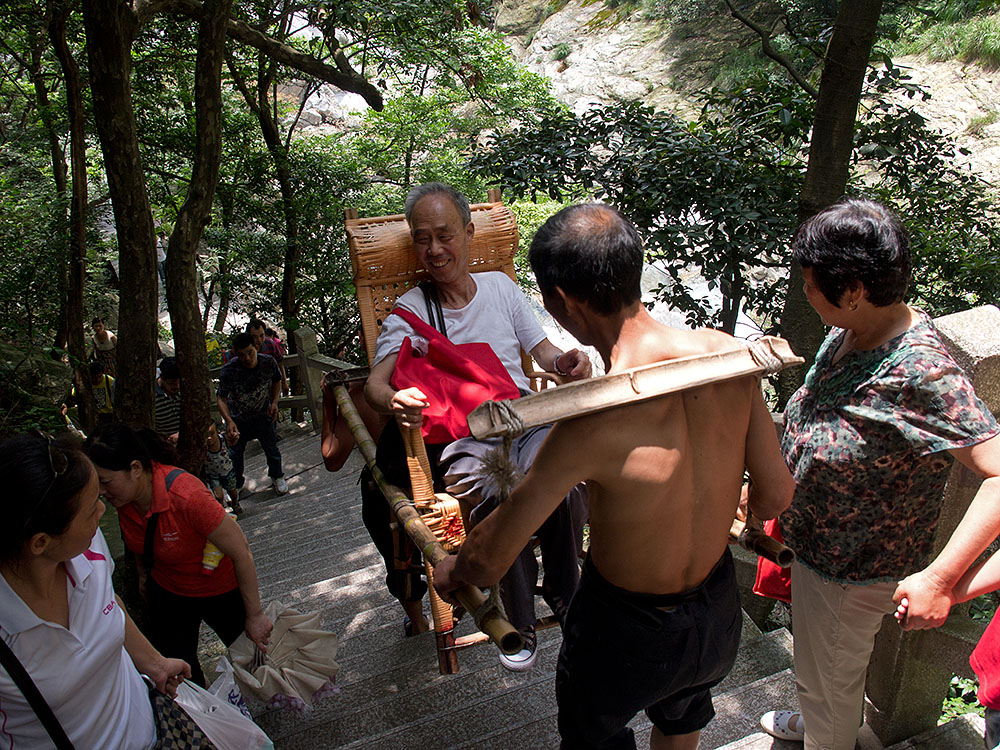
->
[552, 43, 572, 61]
[509, 198, 567, 284]
[897, 6, 1000, 67]
[940, 675, 983, 723]
[854, 67, 1000, 316]
[471, 74, 809, 334]
[966, 110, 998, 136]
[472, 64, 1000, 333]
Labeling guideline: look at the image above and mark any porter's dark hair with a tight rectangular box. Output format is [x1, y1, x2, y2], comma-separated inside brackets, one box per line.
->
[530, 203, 644, 316]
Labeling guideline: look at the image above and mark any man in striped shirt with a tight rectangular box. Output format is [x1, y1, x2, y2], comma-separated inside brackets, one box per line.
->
[154, 356, 182, 442]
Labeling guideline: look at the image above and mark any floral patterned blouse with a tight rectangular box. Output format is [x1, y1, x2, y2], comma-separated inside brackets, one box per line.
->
[781, 313, 998, 583]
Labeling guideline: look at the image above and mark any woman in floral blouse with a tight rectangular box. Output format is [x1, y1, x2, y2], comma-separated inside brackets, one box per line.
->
[760, 198, 1000, 749]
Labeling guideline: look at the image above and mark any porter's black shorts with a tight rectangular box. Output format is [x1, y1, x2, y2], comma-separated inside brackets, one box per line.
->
[556, 548, 742, 750]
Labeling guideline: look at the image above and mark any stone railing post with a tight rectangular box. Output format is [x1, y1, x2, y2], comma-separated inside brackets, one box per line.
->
[290, 327, 323, 432]
[866, 305, 1000, 744]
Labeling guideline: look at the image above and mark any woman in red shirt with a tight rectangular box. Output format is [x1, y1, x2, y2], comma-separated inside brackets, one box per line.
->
[86, 424, 272, 687]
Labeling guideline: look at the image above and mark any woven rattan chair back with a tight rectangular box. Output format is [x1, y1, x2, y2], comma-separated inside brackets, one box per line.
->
[345, 196, 520, 367]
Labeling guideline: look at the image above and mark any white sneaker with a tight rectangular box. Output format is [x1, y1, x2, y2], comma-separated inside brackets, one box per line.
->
[272, 477, 288, 495]
[760, 710, 804, 741]
[498, 629, 536, 672]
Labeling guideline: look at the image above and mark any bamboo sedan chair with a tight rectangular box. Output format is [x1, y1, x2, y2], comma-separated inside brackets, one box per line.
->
[344, 189, 549, 674]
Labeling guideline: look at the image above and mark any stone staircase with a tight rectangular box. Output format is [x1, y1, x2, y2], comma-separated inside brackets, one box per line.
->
[206, 425, 984, 749]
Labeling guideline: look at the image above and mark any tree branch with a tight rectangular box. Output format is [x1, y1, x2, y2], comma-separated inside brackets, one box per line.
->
[724, 0, 817, 99]
[150, 0, 383, 110]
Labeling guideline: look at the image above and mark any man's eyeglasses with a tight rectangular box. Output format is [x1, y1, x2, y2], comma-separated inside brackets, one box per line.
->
[25, 429, 69, 529]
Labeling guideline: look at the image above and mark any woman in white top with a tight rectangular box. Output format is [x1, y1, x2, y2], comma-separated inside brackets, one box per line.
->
[0, 432, 189, 749]
[91, 317, 118, 376]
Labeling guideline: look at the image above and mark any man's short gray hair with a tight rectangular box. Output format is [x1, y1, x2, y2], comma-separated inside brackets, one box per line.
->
[404, 182, 472, 227]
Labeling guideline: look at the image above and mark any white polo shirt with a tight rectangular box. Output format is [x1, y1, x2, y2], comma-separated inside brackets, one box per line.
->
[0, 530, 156, 750]
[374, 271, 547, 391]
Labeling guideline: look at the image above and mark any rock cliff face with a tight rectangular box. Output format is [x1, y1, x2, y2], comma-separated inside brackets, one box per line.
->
[495, 0, 1000, 187]
[496, 0, 752, 115]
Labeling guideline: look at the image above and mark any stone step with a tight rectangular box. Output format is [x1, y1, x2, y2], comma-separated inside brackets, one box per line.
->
[885, 712, 985, 749]
[715, 709, 986, 750]
[217, 433, 818, 750]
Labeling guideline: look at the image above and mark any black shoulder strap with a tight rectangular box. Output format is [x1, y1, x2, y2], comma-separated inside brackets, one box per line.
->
[143, 468, 185, 572]
[0, 636, 76, 749]
[418, 281, 448, 337]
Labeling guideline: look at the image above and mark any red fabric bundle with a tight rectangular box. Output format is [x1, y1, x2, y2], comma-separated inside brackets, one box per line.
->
[389, 307, 520, 444]
[753, 518, 792, 603]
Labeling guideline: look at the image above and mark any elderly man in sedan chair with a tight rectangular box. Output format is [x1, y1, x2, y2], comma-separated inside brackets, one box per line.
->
[363, 182, 591, 671]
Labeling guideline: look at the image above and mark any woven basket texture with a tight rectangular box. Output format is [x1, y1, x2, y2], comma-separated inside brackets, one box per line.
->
[346, 201, 520, 366]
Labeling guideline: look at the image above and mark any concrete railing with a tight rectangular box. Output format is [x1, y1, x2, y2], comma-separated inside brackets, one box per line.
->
[865, 304, 1000, 744]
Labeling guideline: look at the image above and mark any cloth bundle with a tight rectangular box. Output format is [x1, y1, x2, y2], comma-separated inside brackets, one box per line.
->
[229, 602, 340, 710]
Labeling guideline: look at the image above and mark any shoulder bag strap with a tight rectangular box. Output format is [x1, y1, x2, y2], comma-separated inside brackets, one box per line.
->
[391, 306, 451, 346]
[0, 636, 76, 750]
[418, 281, 448, 337]
[143, 468, 184, 572]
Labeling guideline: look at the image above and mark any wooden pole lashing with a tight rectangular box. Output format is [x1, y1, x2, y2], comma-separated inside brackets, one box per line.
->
[332, 383, 523, 655]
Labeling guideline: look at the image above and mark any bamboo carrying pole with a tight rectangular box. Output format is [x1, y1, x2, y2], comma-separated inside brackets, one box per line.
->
[467, 337, 802, 567]
[333, 384, 523, 655]
[468, 336, 804, 440]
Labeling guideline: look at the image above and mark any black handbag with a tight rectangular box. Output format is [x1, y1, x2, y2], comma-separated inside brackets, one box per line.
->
[146, 679, 218, 749]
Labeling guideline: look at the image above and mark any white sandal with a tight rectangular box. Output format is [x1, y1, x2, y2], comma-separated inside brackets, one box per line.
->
[760, 710, 805, 741]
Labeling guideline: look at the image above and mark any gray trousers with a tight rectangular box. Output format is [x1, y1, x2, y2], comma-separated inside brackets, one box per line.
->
[441, 425, 588, 631]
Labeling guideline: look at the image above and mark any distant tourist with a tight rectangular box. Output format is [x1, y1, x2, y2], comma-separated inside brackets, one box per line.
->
[90, 317, 117, 377]
[69, 360, 115, 425]
[248, 319, 289, 397]
[154, 356, 182, 443]
[216, 331, 288, 495]
[203, 422, 242, 516]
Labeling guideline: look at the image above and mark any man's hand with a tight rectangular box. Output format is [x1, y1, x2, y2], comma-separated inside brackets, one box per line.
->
[225, 420, 240, 444]
[146, 657, 191, 698]
[267, 401, 279, 422]
[893, 569, 955, 630]
[245, 610, 274, 652]
[555, 349, 592, 381]
[390, 387, 429, 429]
[432, 555, 463, 606]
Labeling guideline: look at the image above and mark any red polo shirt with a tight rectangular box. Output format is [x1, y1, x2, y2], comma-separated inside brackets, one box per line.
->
[117, 462, 237, 597]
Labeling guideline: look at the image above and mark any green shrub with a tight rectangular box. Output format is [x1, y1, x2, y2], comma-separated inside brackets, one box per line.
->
[551, 43, 572, 61]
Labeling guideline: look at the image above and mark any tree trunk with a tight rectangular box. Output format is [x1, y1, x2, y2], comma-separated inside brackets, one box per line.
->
[213, 184, 234, 333]
[49, 0, 95, 432]
[29, 17, 72, 357]
[777, 0, 884, 404]
[166, 0, 233, 473]
[81, 0, 158, 426]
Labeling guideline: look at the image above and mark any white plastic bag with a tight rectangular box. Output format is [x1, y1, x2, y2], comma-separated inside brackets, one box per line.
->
[175, 679, 274, 750]
[209, 657, 252, 719]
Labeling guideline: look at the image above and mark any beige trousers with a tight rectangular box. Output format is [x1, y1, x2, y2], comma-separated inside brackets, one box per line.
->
[791, 562, 897, 750]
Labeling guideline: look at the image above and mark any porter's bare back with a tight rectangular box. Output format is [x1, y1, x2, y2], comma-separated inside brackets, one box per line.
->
[532, 328, 758, 595]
